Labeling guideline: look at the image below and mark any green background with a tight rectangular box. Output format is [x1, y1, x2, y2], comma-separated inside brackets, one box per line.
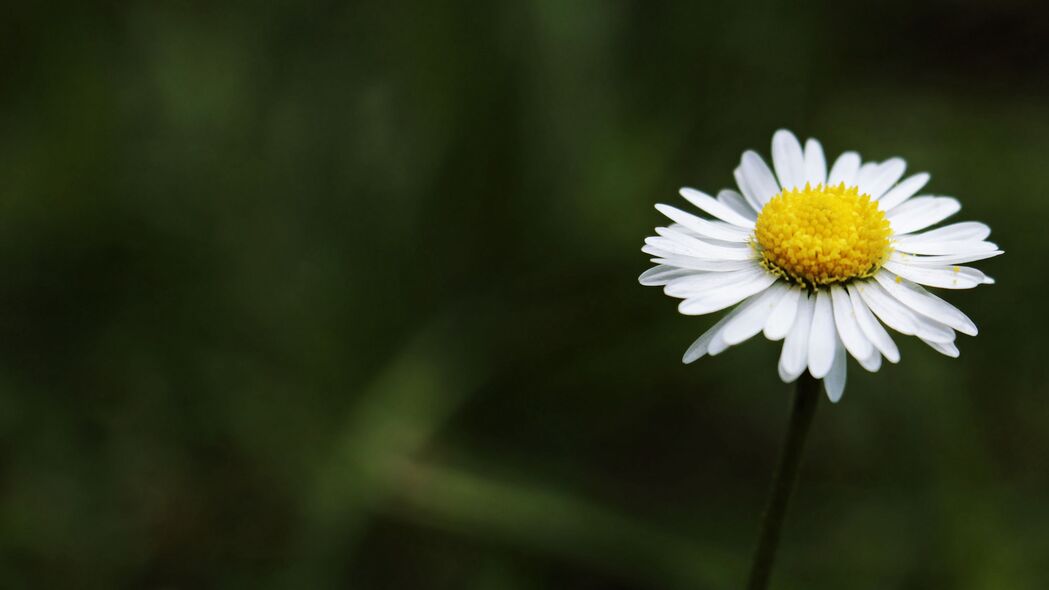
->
[1, 1, 1045, 588]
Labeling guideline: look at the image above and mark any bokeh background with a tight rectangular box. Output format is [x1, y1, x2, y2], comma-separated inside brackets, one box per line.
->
[1, 1, 1047, 588]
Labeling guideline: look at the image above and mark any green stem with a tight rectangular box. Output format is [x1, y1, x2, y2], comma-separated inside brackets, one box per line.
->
[745, 373, 821, 590]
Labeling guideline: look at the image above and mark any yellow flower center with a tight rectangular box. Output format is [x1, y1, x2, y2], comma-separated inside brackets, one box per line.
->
[754, 183, 892, 287]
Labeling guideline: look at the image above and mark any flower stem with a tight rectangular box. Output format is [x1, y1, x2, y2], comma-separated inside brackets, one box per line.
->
[745, 372, 821, 590]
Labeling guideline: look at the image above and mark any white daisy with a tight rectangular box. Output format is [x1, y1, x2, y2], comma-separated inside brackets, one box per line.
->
[640, 129, 1002, 402]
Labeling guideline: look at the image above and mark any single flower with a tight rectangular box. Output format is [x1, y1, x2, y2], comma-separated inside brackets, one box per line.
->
[640, 130, 1001, 401]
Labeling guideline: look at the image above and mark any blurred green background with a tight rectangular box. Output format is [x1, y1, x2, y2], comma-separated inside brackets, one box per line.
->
[1, 1, 1046, 588]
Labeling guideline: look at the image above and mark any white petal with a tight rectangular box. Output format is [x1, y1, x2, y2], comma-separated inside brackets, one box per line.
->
[704, 289, 780, 352]
[824, 335, 847, 403]
[740, 151, 780, 205]
[846, 283, 900, 363]
[828, 151, 861, 186]
[651, 228, 754, 260]
[707, 329, 731, 356]
[890, 249, 1003, 266]
[778, 292, 815, 382]
[682, 304, 748, 363]
[914, 315, 957, 344]
[722, 282, 790, 345]
[667, 223, 748, 247]
[639, 265, 693, 286]
[678, 273, 777, 315]
[807, 289, 836, 379]
[857, 286, 955, 345]
[707, 292, 774, 357]
[803, 139, 827, 187]
[852, 280, 919, 336]
[859, 343, 883, 372]
[664, 267, 767, 298]
[763, 286, 802, 340]
[887, 197, 961, 235]
[883, 261, 988, 289]
[861, 158, 906, 200]
[830, 285, 874, 365]
[717, 189, 758, 220]
[895, 221, 991, 244]
[734, 167, 765, 213]
[873, 271, 978, 335]
[892, 240, 998, 256]
[772, 129, 805, 191]
[642, 243, 702, 260]
[651, 255, 757, 272]
[655, 204, 752, 242]
[921, 338, 960, 358]
[855, 162, 880, 191]
[679, 188, 756, 228]
[877, 172, 930, 210]
[643, 241, 750, 264]
[643, 240, 721, 261]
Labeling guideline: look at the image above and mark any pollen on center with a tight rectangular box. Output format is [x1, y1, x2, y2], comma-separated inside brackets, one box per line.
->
[754, 183, 892, 287]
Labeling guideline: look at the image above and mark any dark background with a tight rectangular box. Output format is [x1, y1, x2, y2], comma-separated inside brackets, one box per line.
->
[1, 1, 1046, 588]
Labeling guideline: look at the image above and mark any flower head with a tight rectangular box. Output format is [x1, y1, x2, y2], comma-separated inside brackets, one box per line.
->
[640, 130, 1001, 402]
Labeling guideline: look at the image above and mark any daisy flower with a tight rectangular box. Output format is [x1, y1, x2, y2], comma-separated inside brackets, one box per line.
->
[640, 130, 1001, 402]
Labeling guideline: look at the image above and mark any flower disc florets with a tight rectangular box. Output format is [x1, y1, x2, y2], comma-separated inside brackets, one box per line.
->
[754, 183, 892, 288]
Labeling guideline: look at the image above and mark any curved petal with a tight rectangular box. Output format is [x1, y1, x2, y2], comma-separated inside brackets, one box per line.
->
[892, 240, 998, 256]
[861, 158, 906, 200]
[664, 266, 768, 298]
[722, 282, 791, 345]
[678, 273, 777, 315]
[642, 242, 743, 261]
[679, 187, 757, 228]
[830, 285, 875, 365]
[717, 189, 759, 220]
[855, 162, 880, 190]
[895, 221, 991, 244]
[852, 280, 918, 336]
[824, 335, 847, 403]
[873, 272, 978, 335]
[778, 292, 815, 382]
[922, 338, 960, 358]
[707, 291, 778, 357]
[828, 151, 861, 186]
[887, 196, 961, 235]
[877, 172, 930, 210]
[772, 129, 806, 191]
[807, 289, 836, 378]
[883, 261, 990, 289]
[651, 227, 754, 259]
[764, 286, 802, 340]
[639, 265, 694, 286]
[889, 250, 1003, 266]
[862, 346, 883, 372]
[740, 151, 781, 205]
[655, 204, 752, 242]
[846, 283, 900, 363]
[734, 167, 765, 213]
[650, 255, 758, 272]
[682, 303, 749, 363]
[858, 279, 957, 343]
[804, 138, 827, 187]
